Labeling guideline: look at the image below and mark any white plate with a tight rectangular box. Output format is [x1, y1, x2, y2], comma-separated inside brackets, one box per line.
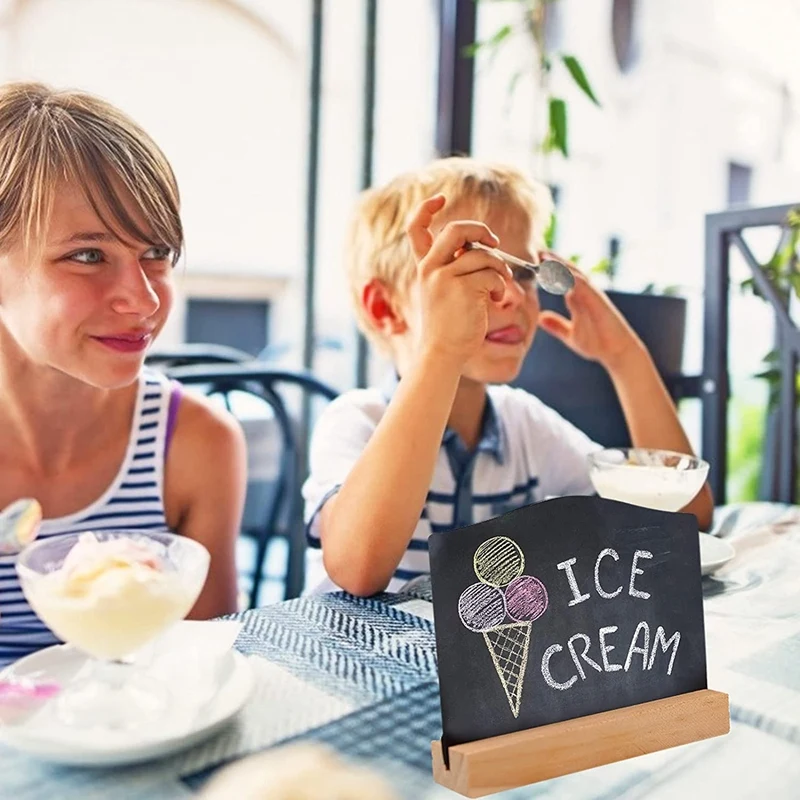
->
[699, 532, 736, 575]
[0, 643, 254, 766]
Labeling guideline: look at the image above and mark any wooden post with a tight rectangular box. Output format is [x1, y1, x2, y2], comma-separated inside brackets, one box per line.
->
[432, 689, 730, 798]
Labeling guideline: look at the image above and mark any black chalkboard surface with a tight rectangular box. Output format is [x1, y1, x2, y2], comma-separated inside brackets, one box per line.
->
[429, 496, 707, 752]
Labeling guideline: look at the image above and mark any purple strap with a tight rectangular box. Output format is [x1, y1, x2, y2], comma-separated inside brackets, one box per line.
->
[165, 380, 183, 455]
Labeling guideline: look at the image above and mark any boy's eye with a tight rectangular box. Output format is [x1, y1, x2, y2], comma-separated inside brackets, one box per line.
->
[511, 266, 536, 286]
[68, 248, 105, 265]
[143, 245, 173, 262]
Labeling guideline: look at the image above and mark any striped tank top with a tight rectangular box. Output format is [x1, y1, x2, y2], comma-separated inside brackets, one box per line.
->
[0, 369, 180, 667]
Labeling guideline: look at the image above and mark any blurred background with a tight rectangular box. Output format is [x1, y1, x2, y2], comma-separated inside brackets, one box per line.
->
[4, 0, 797, 598]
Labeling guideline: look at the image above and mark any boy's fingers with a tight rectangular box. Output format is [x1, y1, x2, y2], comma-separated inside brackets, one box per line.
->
[407, 195, 446, 261]
[537, 249, 577, 269]
[469, 267, 508, 303]
[422, 220, 499, 274]
[539, 310, 573, 342]
[446, 249, 512, 281]
[454, 267, 507, 305]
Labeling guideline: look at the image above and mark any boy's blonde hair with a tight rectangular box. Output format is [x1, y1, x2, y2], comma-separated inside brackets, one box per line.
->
[345, 156, 553, 347]
[0, 81, 182, 262]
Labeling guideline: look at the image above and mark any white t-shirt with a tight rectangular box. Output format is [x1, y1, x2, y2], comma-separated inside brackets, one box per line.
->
[302, 383, 601, 593]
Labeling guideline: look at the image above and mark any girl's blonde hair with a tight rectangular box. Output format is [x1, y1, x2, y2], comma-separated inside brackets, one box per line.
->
[345, 156, 553, 348]
[0, 81, 182, 261]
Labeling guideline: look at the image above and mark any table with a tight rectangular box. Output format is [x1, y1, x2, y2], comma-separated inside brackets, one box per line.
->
[3, 503, 800, 799]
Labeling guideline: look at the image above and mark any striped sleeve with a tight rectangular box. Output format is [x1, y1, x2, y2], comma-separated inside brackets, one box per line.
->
[302, 389, 385, 547]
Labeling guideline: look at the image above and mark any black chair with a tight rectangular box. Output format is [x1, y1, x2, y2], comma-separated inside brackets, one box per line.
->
[513, 289, 699, 447]
[146, 343, 253, 370]
[165, 363, 338, 605]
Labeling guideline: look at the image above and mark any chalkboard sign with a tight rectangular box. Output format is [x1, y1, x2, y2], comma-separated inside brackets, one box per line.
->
[429, 495, 707, 755]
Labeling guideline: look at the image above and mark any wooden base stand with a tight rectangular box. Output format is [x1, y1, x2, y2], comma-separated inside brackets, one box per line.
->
[431, 689, 730, 798]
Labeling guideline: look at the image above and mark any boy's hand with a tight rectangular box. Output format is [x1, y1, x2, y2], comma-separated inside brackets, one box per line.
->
[536, 251, 644, 372]
[407, 195, 513, 366]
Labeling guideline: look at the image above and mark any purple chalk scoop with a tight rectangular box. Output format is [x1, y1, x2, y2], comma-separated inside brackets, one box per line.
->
[458, 582, 506, 632]
[504, 575, 548, 622]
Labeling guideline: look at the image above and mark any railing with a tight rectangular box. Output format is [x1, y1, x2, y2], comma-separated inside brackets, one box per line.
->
[703, 204, 800, 504]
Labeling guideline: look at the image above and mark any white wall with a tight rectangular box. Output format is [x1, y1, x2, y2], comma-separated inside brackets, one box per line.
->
[0, 0, 436, 385]
[472, 0, 799, 407]
[3, 0, 796, 401]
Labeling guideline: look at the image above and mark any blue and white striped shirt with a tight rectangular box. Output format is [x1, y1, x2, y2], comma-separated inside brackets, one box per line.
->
[0, 370, 176, 667]
[302, 377, 601, 593]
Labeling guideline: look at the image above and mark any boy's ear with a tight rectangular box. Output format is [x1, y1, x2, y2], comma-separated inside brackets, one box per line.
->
[362, 279, 407, 335]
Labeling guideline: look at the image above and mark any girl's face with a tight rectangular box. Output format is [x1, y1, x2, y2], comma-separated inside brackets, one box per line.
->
[0, 182, 174, 389]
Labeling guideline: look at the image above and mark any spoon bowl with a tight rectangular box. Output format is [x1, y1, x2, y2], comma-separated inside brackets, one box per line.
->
[0, 498, 42, 556]
[464, 242, 575, 295]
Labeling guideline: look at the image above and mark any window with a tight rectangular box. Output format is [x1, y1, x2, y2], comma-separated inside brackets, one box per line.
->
[726, 162, 753, 207]
[185, 299, 270, 357]
[542, 1, 564, 52]
[612, 0, 641, 73]
[608, 235, 622, 280]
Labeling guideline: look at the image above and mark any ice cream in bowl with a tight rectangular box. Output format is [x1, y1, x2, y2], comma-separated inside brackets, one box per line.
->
[15, 530, 209, 729]
[588, 447, 709, 512]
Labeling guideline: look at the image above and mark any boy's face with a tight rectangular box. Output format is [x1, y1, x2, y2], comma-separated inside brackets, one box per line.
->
[399, 203, 540, 384]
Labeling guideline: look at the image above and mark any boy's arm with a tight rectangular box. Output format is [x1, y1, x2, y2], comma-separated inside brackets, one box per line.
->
[537, 254, 714, 530]
[606, 341, 714, 529]
[319, 196, 512, 595]
[319, 354, 460, 595]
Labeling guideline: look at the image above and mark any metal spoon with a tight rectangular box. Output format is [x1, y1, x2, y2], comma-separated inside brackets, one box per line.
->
[465, 242, 575, 295]
[0, 498, 42, 556]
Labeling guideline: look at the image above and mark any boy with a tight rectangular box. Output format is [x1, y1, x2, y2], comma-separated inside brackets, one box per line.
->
[303, 158, 712, 596]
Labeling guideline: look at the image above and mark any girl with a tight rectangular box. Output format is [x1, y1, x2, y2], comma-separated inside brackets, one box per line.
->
[0, 82, 246, 666]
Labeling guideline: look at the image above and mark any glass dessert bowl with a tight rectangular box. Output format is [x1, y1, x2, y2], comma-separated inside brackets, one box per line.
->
[16, 530, 209, 730]
[588, 447, 709, 512]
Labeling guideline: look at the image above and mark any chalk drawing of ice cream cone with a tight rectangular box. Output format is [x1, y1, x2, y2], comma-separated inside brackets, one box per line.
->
[458, 536, 549, 718]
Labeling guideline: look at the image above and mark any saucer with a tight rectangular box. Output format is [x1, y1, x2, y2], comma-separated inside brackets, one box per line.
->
[0, 642, 254, 766]
[699, 532, 736, 575]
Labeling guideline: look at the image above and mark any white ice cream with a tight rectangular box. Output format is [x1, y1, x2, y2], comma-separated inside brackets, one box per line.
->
[27, 533, 195, 660]
[590, 465, 706, 512]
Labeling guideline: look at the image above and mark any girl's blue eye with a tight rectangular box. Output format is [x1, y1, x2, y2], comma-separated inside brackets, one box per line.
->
[71, 249, 104, 264]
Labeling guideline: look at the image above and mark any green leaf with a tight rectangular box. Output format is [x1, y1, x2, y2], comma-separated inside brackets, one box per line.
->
[561, 55, 601, 106]
[776, 242, 795, 272]
[739, 277, 755, 294]
[660, 284, 683, 296]
[506, 69, 525, 102]
[790, 271, 800, 298]
[489, 23, 514, 46]
[544, 213, 557, 249]
[591, 257, 612, 276]
[462, 23, 513, 59]
[547, 97, 568, 157]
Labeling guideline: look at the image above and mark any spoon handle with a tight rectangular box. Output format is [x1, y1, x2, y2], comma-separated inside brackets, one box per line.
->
[463, 241, 538, 274]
